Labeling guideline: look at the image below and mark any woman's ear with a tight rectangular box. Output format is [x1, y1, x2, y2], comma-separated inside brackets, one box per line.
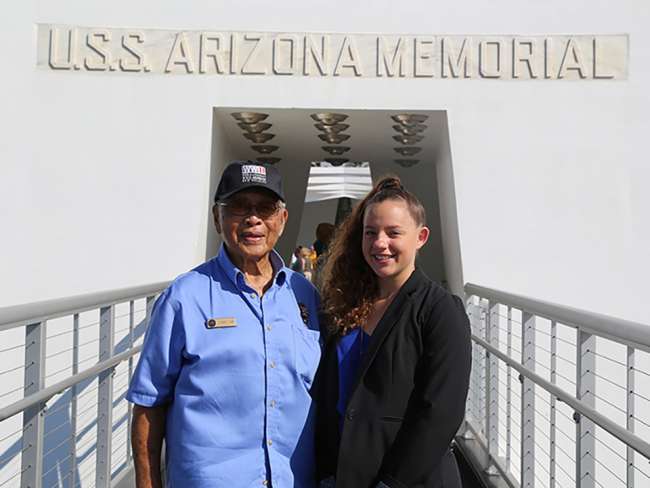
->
[416, 226, 430, 250]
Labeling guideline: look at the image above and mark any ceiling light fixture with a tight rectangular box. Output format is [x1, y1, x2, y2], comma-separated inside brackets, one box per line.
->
[393, 146, 422, 156]
[325, 158, 349, 166]
[314, 123, 350, 134]
[318, 133, 350, 144]
[231, 112, 269, 124]
[238, 122, 273, 133]
[392, 135, 424, 145]
[394, 159, 420, 168]
[251, 145, 279, 154]
[391, 114, 429, 126]
[392, 124, 427, 135]
[243, 133, 275, 143]
[310, 113, 349, 125]
[321, 146, 351, 155]
[256, 157, 281, 165]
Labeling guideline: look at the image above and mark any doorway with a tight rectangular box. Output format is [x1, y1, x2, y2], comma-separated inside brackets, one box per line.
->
[206, 107, 464, 295]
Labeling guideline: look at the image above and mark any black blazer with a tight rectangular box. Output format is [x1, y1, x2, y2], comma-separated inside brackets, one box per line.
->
[314, 269, 472, 488]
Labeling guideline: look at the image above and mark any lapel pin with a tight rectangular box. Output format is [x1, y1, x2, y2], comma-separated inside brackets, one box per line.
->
[298, 303, 310, 326]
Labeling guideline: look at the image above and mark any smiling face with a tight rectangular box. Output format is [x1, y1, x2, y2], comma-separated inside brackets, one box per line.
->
[213, 188, 288, 266]
[362, 198, 429, 286]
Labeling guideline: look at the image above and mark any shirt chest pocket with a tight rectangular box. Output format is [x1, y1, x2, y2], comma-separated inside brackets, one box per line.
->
[292, 324, 321, 388]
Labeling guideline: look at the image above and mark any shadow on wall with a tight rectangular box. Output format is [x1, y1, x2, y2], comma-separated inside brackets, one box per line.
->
[205, 108, 311, 263]
[205, 110, 233, 259]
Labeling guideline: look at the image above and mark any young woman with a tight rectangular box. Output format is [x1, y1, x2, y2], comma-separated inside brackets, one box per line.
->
[315, 176, 472, 488]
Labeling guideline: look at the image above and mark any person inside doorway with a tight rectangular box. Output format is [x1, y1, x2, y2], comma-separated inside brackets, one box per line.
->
[313, 222, 335, 258]
[312, 222, 335, 289]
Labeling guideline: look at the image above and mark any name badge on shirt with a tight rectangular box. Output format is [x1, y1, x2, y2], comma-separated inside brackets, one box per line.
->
[205, 317, 237, 329]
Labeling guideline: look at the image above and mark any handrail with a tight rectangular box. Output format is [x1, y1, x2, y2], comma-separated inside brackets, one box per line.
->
[0, 281, 170, 332]
[0, 281, 169, 487]
[465, 283, 650, 352]
[471, 333, 650, 460]
[0, 345, 143, 422]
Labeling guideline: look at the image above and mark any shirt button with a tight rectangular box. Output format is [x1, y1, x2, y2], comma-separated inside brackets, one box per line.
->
[270, 400, 277, 408]
[267, 439, 273, 446]
[269, 361, 276, 368]
[262, 481, 268, 486]
[250, 293, 256, 299]
[266, 325, 272, 331]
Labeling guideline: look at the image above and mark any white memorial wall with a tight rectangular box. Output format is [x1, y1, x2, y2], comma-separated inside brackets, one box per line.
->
[1, 2, 650, 487]
[2, 0, 646, 323]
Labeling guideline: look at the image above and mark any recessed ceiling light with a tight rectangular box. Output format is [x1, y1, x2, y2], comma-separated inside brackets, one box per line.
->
[394, 147, 422, 156]
[392, 124, 427, 135]
[391, 114, 429, 126]
[251, 145, 279, 154]
[321, 146, 351, 155]
[231, 112, 269, 124]
[256, 157, 281, 165]
[394, 159, 420, 168]
[318, 133, 350, 144]
[314, 123, 350, 134]
[392, 135, 424, 145]
[311, 113, 349, 125]
[325, 158, 349, 166]
[238, 122, 273, 133]
[244, 133, 275, 143]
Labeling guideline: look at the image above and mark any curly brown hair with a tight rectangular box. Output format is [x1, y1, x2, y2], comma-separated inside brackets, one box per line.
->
[320, 175, 426, 336]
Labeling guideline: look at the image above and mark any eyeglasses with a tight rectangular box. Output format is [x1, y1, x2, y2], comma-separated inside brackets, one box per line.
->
[217, 199, 283, 218]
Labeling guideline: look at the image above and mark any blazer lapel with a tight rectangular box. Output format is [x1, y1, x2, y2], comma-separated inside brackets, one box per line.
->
[348, 268, 426, 397]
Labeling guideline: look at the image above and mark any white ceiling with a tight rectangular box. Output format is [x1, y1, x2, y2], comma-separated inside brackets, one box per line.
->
[214, 107, 446, 170]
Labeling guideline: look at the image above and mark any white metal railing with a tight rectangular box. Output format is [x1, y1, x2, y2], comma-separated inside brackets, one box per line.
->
[0, 282, 168, 488]
[461, 283, 650, 488]
[3, 280, 649, 488]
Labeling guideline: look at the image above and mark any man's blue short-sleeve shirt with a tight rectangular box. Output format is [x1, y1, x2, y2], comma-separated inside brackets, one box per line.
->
[127, 245, 321, 488]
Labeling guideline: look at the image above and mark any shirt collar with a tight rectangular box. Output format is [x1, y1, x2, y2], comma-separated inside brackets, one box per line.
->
[216, 243, 287, 289]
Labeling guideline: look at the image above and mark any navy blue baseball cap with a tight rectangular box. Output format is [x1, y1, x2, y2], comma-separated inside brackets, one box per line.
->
[214, 161, 285, 203]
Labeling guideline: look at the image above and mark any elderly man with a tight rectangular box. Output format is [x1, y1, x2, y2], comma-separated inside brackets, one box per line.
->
[127, 161, 321, 488]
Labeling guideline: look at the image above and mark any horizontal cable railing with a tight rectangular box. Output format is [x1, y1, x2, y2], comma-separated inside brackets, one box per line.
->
[3, 280, 648, 488]
[462, 283, 650, 488]
[0, 282, 169, 488]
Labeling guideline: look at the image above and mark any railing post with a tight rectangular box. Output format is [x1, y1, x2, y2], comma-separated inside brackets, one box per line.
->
[69, 314, 80, 488]
[626, 346, 635, 488]
[126, 301, 135, 467]
[21, 321, 46, 488]
[520, 312, 536, 488]
[505, 306, 512, 472]
[576, 330, 596, 488]
[486, 301, 500, 456]
[549, 320, 557, 488]
[478, 300, 487, 437]
[146, 295, 156, 325]
[96, 306, 115, 488]
[467, 297, 482, 428]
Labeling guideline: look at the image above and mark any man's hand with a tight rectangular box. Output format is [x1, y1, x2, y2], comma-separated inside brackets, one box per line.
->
[131, 404, 166, 488]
